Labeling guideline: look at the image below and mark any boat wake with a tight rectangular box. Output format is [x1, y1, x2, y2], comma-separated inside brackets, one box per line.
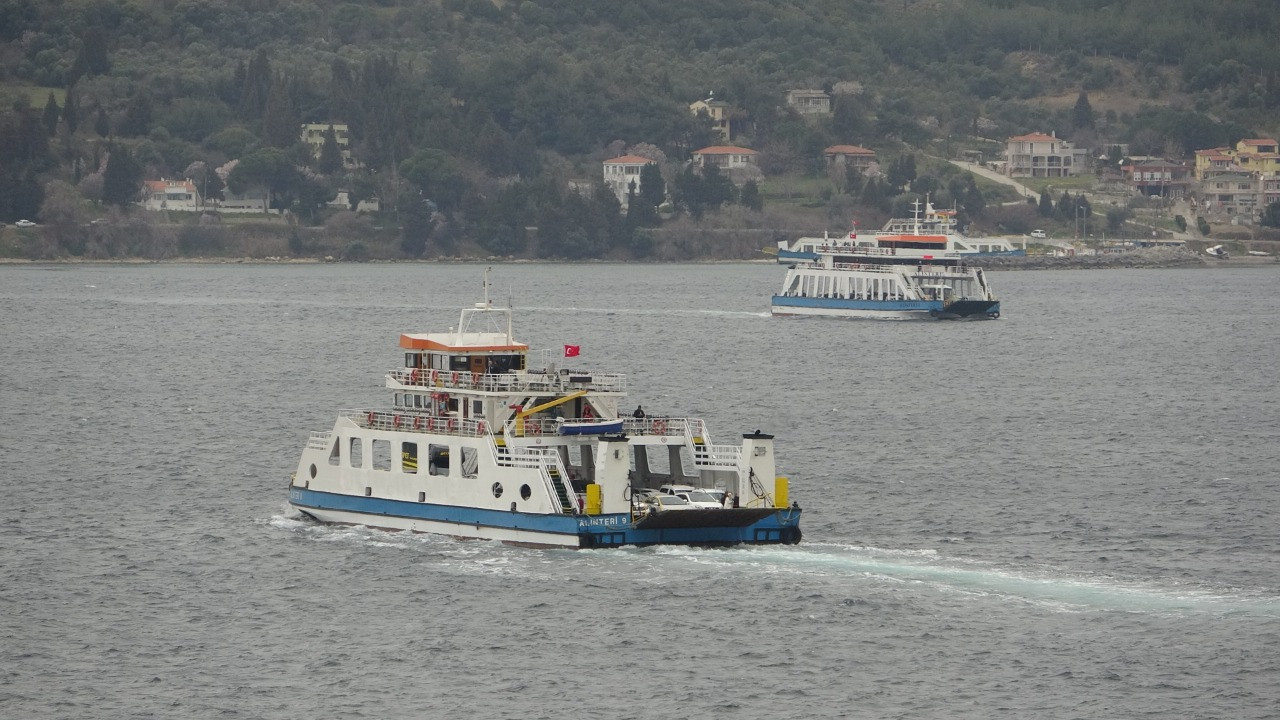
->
[662, 542, 1280, 616]
[268, 513, 1279, 616]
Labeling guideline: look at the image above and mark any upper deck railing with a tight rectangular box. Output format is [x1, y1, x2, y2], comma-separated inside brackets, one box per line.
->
[387, 367, 627, 394]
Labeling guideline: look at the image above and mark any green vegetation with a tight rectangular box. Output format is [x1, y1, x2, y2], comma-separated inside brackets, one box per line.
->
[2, 0, 1278, 259]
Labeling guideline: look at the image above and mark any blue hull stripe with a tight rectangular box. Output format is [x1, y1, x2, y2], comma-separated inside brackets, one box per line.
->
[289, 487, 801, 546]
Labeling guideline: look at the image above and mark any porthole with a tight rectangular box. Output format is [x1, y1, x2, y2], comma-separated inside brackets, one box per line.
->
[520, 484, 532, 500]
[491, 482, 504, 498]
[309, 463, 317, 479]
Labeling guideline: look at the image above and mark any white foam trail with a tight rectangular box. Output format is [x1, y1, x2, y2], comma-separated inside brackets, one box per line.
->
[677, 543, 1280, 615]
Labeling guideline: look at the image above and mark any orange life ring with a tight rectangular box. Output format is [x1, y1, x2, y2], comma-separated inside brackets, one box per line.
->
[471, 372, 481, 386]
[451, 371, 459, 384]
[652, 419, 667, 435]
[447, 418, 456, 432]
[367, 411, 376, 426]
[476, 420, 486, 434]
[413, 416, 421, 430]
[429, 369, 438, 384]
[582, 405, 594, 420]
[410, 368, 420, 384]
[393, 415, 402, 428]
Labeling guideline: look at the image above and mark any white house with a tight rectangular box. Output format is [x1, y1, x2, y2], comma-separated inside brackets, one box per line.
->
[140, 179, 203, 211]
[603, 154, 656, 207]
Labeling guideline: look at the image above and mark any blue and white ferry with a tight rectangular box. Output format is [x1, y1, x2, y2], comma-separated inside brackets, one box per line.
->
[288, 280, 801, 548]
[773, 199, 1025, 264]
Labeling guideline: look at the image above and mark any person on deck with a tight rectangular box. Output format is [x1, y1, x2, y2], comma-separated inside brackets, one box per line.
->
[632, 405, 645, 419]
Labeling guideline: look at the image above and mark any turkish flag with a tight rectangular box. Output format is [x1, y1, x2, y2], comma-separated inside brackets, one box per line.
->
[563, 345, 580, 357]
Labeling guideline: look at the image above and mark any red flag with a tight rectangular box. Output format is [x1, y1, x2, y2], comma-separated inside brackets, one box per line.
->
[563, 345, 580, 357]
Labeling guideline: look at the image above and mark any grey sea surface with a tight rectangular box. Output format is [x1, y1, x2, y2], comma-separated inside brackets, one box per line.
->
[2, 262, 1278, 719]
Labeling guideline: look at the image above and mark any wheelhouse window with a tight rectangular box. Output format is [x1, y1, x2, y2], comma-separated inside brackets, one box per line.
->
[329, 438, 340, 466]
[349, 437, 363, 468]
[372, 439, 391, 471]
[428, 444, 449, 476]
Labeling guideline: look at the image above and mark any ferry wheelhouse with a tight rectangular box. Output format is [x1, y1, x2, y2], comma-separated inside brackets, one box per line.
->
[288, 286, 801, 548]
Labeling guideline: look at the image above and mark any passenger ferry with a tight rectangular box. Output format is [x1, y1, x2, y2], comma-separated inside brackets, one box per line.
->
[288, 278, 801, 548]
[771, 255, 1001, 320]
[773, 199, 1025, 264]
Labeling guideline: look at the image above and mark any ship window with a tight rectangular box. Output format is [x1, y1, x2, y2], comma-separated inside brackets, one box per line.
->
[520, 484, 532, 500]
[472, 400, 483, 415]
[394, 393, 402, 407]
[449, 355, 469, 371]
[402, 442, 418, 473]
[428, 444, 449, 476]
[461, 447, 478, 478]
[372, 439, 391, 471]
[349, 438, 363, 468]
[329, 438, 340, 466]
[492, 482, 504, 498]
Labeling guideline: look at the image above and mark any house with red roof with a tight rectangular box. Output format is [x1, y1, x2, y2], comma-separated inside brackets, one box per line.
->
[1003, 131, 1085, 178]
[823, 145, 876, 172]
[139, 179, 203, 211]
[602, 154, 657, 208]
[691, 146, 758, 172]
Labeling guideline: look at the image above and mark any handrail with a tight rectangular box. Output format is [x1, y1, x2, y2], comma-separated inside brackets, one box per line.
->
[307, 431, 332, 450]
[388, 367, 627, 393]
[343, 409, 490, 436]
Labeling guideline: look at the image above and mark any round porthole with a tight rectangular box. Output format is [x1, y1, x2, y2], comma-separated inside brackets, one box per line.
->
[492, 482, 504, 498]
[520, 484, 532, 500]
[309, 464, 317, 479]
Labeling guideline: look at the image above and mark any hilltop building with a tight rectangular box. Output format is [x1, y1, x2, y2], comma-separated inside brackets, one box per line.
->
[1003, 132, 1087, 178]
[689, 94, 734, 142]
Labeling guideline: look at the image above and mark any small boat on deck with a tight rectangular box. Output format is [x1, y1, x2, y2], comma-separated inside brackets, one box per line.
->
[288, 274, 801, 548]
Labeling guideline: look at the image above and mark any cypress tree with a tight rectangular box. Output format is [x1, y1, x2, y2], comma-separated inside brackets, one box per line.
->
[42, 93, 60, 137]
[102, 144, 142, 207]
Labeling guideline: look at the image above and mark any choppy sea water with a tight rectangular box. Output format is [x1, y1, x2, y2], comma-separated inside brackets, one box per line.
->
[2, 262, 1278, 719]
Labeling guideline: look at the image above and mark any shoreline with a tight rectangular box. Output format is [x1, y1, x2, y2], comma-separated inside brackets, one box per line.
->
[1, 249, 1275, 269]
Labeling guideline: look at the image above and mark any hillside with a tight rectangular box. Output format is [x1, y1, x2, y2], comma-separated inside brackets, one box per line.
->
[2, 0, 1279, 260]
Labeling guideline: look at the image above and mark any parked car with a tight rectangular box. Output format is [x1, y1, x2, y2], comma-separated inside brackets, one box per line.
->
[1030, 229, 1046, 239]
[15, 219, 36, 227]
[658, 484, 696, 495]
[644, 494, 696, 512]
[677, 490, 723, 509]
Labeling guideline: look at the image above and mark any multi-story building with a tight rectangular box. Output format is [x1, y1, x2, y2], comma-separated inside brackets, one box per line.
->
[1125, 160, 1192, 198]
[1194, 138, 1280, 180]
[1003, 131, 1085, 178]
[300, 123, 357, 170]
[602, 155, 656, 208]
[785, 89, 831, 115]
[689, 95, 734, 142]
[140, 179, 203, 211]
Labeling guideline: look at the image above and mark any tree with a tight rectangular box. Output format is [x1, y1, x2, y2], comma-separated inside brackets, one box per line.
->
[69, 28, 111, 84]
[638, 162, 665, 210]
[94, 107, 110, 137]
[1038, 189, 1054, 216]
[118, 92, 153, 137]
[739, 180, 763, 210]
[1072, 91, 1095, 131]
[1261, 202, 1280, 228]
[400, 148, 465, 213]
[42, 93, 59, 137]
[63, 89, 79, 135]
[102, 145, 142, 207]
[227, 148, 302, 210]
[318, 124, 342, 175]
